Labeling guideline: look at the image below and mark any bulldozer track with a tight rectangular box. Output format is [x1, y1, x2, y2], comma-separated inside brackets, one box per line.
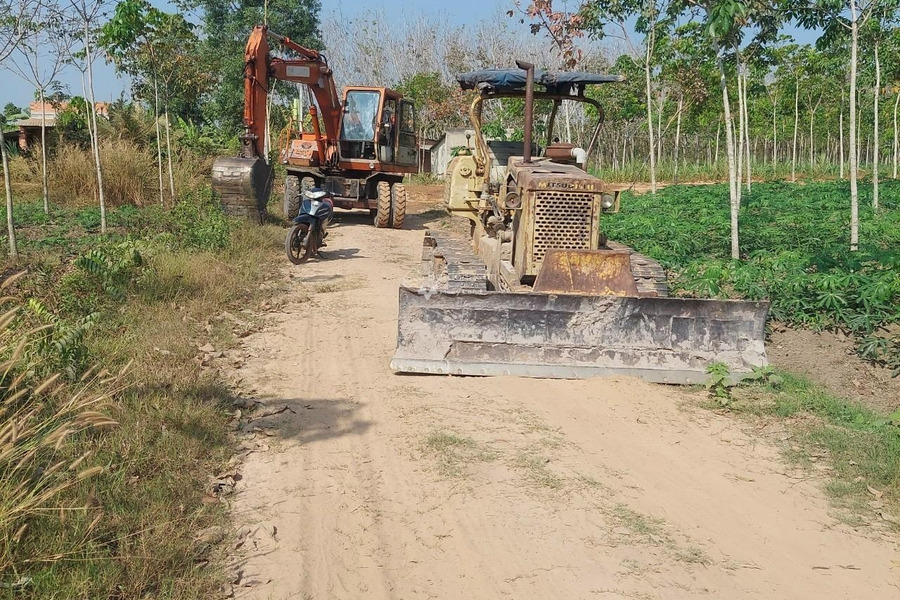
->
[421, 230, 488, 292]
[605, 241, 669, 297]
[422, 231, 668, 297]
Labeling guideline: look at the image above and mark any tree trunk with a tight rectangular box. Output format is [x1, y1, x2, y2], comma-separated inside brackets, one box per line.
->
[849, 1, 859, 250]
[809, 103, 815, 167]
[772, 95, 778, 170]
[742, 69, 751, 192]
[840, 88, 845, 180]
[165, 111, 175, 200]
[735, 60, 744, 206]
[674, 94, 683, 184]
[893, 90, 899, 179]
[0, 127, 18, 259]
[715, 119, 721, 164]
[83, 24, 106, 234]
[857, 86, 862, 166]
[153, 77, 164, 205]
[792, 77, 799, 182]
[715, 42, 739, 260]
[644, 37, 657, 193]
[873, 42, 879, 210]
[657, 92, 664, 167]
[39, 87, 49, 213]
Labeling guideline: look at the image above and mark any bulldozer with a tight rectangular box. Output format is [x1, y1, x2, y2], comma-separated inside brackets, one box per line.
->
[212, 25, 418, 227]
[390, 62, 769, 384]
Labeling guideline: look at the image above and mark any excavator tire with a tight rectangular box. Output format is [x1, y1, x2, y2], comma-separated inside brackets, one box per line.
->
[284, 176, 315, 219]
[390, 183, 407, 229]
[284, 175, 299, 219]
[374, 181, 392, 228]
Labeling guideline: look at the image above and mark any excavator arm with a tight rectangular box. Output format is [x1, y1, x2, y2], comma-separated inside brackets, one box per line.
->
[239, 25, 341, 160]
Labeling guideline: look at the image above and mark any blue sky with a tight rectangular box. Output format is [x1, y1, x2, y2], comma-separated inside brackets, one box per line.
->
[3, 0, 819, 109]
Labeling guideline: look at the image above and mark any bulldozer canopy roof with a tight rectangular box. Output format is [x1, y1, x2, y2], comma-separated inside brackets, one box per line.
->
[457, 69, 623, 94]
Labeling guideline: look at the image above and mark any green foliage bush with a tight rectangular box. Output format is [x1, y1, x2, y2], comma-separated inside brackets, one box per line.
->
[604, 180, 900, 372]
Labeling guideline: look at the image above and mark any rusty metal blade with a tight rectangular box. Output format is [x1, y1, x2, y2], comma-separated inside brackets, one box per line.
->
[533, 249, 639, 296]
[390, 287, 769, 384]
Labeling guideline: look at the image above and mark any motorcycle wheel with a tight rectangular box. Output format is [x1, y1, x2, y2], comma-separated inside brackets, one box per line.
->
[286, 223, 317, 265]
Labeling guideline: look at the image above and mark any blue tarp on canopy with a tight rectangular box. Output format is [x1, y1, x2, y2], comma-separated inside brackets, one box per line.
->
[456, 69, 623, 93]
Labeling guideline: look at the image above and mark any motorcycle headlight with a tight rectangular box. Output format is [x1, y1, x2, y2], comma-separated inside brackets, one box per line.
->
[305, 189, 327, 199]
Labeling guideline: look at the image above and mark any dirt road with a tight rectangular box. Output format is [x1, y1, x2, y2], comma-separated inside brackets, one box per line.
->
[227, 189, 898, 599]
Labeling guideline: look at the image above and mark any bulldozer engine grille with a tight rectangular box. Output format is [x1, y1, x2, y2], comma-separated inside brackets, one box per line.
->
[533, 191, 594, 265]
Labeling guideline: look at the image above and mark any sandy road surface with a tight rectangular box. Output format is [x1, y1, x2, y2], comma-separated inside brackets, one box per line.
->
[227, 190, 898, 599]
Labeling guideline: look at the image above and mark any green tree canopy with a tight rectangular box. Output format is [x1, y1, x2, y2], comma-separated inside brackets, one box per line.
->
[175, 0, 322, 133]
[99, 0, 208, 122]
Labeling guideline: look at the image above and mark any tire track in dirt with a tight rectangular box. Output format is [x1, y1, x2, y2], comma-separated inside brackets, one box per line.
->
[226, 190, 899, 600]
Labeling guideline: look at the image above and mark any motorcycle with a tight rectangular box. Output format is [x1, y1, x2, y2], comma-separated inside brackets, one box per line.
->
[285, 187, 334, 264]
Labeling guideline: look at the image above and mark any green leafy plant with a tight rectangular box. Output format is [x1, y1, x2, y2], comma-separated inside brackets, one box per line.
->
[743, 365, 785, 387]
[74, 241, 144, 301]
[705, 362, 733, 404]
[23, 298, 99, 379]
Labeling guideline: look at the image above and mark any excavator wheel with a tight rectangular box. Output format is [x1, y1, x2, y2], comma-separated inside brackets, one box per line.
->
[374, 181, 392, 228]
[284, 176, 316, 219]
[390, 183, 407, 229]
[284, 175, 299, 218]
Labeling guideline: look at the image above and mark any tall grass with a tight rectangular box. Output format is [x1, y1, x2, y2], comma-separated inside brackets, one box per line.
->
[9, 140, 215, 208]
[0, 272, 121, 576]
[0, 194, 283, 597]
[50, 142, 155, 207]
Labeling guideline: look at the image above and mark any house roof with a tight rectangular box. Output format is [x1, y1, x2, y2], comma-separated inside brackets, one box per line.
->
[15, 118, 56, 127]
[29, 101, 58, 114]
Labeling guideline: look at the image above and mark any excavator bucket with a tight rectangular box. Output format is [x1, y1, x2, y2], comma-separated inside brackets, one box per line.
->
[211, 156, 272, 221]
[390, 287, 769, 384]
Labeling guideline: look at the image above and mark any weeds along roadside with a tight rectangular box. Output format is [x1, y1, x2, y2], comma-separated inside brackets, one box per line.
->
[704, 368, 900, 532]
[0, 189, 283, 598]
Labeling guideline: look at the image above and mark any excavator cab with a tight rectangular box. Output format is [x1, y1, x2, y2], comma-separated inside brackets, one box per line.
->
[339, 87, 417, 166]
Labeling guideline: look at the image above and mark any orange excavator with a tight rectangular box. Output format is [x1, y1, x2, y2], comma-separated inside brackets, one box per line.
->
[212, 25, 418, 228]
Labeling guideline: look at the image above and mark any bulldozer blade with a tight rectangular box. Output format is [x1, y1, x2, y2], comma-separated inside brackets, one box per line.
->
[534, 249, 640, 296]
[211, 156, 273, 220]
[390, 287, 769, 384]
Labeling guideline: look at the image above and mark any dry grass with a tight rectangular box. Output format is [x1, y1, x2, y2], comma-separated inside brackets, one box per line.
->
[50, 141, 156, 207]
[0, 203, 283, 597]
[0, 271, 123, 575]
[5, 154, 39, 187]
[4, 141, 217, 208]
[422, 431, 497, 478]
